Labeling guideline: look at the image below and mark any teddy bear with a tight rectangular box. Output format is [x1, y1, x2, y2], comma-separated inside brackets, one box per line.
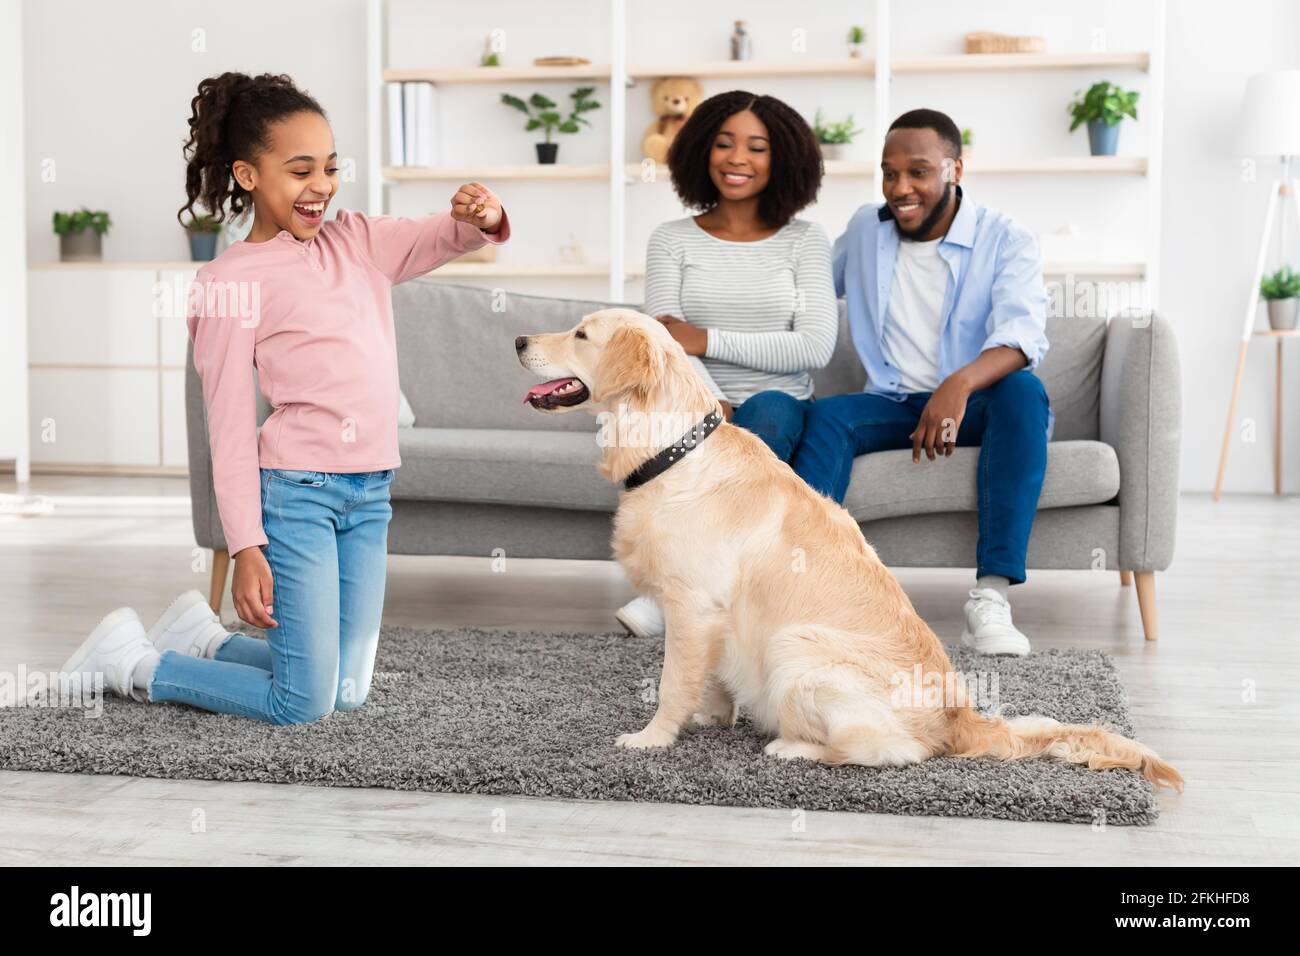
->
[640, 77, 705, 165]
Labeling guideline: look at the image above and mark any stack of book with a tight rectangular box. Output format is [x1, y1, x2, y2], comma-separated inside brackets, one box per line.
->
[386, 81, 438, 167]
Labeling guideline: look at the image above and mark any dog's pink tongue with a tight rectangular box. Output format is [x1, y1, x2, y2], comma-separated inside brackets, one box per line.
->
[523, 378, 573, 404]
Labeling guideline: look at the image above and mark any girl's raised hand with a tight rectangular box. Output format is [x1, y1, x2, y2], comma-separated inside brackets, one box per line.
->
[450, 182, 503, 232]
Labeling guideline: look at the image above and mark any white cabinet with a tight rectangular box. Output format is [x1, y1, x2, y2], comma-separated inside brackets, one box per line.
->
[28, 368, 160, 466]
[158, 268, 198, 368]
[27, 269, 158, 366]
[27, 262, 200, 472]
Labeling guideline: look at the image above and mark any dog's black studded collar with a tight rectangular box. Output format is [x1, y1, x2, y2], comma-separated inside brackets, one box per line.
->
[622, 407, 724, 491]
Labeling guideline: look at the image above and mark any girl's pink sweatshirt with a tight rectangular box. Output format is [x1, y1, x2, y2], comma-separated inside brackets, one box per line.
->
[187, 208, 511, 558]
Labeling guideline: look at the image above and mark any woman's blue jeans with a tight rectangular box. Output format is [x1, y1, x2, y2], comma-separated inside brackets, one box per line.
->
[149, 467, 395, 725]
[730, 390, 816, 462]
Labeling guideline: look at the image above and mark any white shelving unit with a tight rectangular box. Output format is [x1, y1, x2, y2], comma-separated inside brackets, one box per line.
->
[366, 0, 1165, 306]
[25, 262, 197, 473]
[381, 155, 1147, 182]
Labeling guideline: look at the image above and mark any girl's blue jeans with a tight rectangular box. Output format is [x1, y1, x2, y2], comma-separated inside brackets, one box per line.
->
[149, 467, 395, 725]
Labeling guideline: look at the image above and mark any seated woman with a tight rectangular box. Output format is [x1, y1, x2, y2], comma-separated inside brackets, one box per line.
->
[617, 89, 839, 639]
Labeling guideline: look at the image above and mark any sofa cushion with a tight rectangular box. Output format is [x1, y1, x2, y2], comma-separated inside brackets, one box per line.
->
[813, 302, 1106, 441]
[840, 439, 1119, 522]
[390, 282, 1102, 439]
[395, 427, 1118, 519]
[1035, 313, 1106, 441]
[393, 282, 1107, 441]
[393, 280, 611, 434]
[811, 300, 867, 397]
[396, 427, 617, 511]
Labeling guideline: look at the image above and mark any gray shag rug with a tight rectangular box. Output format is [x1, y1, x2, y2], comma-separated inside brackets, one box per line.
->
[1, 625, 1160, 825]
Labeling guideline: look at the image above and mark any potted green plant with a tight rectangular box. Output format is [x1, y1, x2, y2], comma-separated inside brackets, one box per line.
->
[53, 207, 111, 262]
[847, 25, 867, 58]
[961, 127, 973, 159]
[1261, 265, 1300, 330]
[813, 109, 863, 161]
[501, 86, 601, 164]
[182, 213, 223, 262]
[1068, 80, 1139, 156]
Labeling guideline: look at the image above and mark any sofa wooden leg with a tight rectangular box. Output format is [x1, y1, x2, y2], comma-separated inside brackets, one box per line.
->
[1120, 570, 1133, 586]
[209, 549, 230, 614]
[1134, 571, 1158, 641]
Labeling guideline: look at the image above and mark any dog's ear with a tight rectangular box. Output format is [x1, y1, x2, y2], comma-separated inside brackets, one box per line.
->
[593, 323, 665, 404]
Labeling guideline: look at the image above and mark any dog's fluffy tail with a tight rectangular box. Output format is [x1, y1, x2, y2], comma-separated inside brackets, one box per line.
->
[944, 708, 1184, 791]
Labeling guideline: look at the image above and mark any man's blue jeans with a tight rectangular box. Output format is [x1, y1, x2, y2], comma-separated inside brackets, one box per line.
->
[149, 467, 394, 725]
[787, 370, 1051, 584]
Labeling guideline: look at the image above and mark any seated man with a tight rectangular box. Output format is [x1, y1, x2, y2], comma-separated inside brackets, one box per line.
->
[790, 108, 1052, 656]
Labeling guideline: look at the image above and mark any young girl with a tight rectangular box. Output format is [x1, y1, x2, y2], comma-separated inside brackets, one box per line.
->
[60, 71, 510, 724]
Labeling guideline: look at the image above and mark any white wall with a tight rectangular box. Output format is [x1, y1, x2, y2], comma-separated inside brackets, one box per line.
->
[20, 0, 1300, 492]
[21, 0, 369, 263]
[1160, 0, 1300, 494]
[3, 0, 31, 482]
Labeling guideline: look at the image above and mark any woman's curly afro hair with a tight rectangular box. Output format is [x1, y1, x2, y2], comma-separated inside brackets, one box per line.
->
[666, 90, 823, 229]
[178, 71, 326, 226]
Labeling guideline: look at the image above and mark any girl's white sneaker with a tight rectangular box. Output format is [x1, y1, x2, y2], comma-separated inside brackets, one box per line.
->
[60, 607, 155, 702]
[147, 589, 230, 659]
[615, 594, 666, 639]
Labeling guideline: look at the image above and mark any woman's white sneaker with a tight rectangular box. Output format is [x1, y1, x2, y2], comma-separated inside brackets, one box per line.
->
[960, 587, 1031, 656]
[147, 589, 230, 659]
[615, 594, 666, 639]
[60, 607, 155, 702]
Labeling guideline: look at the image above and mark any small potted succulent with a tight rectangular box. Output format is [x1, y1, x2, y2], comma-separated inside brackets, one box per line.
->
[480, 33, 500, 67]
[813, 109, 863, 161]
[1068, 80, 1139, 156]
[181, 213, 223, 262]
[847, 25, 867, 58]
[53, 207, 111, 262]
[1261, 265, 1300, 331]
[501, 86, 601, 164]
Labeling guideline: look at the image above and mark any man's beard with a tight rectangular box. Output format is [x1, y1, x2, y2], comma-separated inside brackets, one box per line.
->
[897, 182, 953, 240]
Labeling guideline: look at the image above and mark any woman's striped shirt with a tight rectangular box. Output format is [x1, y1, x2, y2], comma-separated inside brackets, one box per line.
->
[642, 215, 839, 405]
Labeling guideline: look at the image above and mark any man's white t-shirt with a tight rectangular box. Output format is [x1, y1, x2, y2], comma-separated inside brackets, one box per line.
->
[882, 236, 949, 393]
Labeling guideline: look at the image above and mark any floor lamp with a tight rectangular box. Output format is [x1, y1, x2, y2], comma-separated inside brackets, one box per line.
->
[1214, 70, 1300, 500]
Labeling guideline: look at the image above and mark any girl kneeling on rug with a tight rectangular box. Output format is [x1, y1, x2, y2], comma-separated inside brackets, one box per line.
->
[60, 71, 510, 724]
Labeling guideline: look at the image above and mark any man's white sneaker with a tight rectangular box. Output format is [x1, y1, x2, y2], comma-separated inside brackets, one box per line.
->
[615, 594, 666, 639]
[60, 607, 155, 702]
[960, 587, 1031, 656]
[147, 589, 229, 659]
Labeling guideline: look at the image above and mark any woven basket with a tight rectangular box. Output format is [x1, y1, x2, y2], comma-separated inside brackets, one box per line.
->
[964, 32, 1046, 54]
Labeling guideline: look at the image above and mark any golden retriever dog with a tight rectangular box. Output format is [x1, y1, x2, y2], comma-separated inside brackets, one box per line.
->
[516, 308, 1183, 791]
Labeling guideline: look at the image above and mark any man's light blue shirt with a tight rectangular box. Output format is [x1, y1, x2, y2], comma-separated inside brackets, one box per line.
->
[832, 185, 1050, 406]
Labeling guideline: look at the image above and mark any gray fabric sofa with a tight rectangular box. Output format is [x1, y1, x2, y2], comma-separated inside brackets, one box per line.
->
[186, 280, 1181, 639]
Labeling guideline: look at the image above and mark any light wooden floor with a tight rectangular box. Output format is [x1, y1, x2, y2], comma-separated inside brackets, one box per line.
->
[2, 474, 1297, 865]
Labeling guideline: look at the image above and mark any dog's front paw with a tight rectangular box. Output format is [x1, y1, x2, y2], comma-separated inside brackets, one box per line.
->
[692, 710, 731, 727]
[615, 725, 676, 749]
[763, 738, 827, 762]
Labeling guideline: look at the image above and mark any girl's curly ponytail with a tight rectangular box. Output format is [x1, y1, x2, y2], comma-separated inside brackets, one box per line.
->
[178, 71, 326, 226]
